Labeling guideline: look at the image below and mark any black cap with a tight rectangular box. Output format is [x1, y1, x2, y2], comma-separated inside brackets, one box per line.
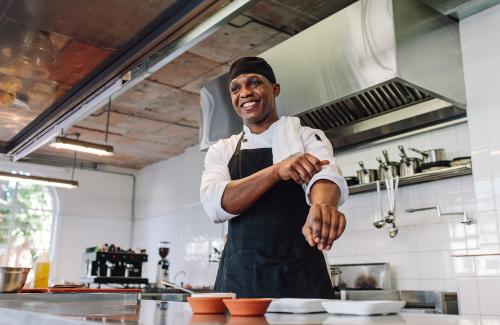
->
[229, 57, 276, 84]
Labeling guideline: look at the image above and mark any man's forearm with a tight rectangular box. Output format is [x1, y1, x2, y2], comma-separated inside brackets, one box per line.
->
[310, 179, 341, 206]
[222, 165, 280, 214]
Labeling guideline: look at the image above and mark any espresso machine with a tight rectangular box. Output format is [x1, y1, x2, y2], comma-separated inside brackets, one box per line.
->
[155, 241, 170, 287]
[80, 244, 149, 287]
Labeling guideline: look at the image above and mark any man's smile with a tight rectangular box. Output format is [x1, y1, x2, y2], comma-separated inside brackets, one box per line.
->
[239, 99, 261, 111]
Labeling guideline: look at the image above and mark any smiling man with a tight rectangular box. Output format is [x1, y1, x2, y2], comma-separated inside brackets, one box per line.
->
[200, 57, 348, 298]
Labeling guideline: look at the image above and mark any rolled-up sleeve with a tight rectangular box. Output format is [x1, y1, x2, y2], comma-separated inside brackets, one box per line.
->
[200, 140, 239, 223]
[300, 127, 348, 207]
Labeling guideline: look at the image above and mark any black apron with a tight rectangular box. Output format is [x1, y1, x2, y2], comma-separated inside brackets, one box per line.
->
[213, 135, 334, 298]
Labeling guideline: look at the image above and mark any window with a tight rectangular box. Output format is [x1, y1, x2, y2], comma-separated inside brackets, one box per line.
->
[0, 180, 57, 267]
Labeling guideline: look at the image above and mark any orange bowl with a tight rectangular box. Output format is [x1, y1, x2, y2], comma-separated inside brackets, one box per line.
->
[187, 296, 231, 314]
[223, 298, 272, 316]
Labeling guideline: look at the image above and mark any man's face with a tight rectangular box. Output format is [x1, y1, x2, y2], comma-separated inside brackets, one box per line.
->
[229, 73, 280, 125]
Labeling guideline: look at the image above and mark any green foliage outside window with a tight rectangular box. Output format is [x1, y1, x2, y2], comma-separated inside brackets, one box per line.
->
[0, 180, 55, 267]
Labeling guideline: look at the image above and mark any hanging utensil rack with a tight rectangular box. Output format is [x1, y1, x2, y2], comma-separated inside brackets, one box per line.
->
[348, 164, 472, 195]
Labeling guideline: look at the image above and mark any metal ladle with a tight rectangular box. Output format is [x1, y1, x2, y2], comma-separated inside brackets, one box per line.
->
[385, 210, 395, 224]
[373, 181, 386, 229]
[389, 222, 399, 238]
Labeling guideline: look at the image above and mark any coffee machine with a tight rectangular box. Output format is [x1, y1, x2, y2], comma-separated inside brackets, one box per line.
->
[155, 241, 170, 287]
[80, 244, 148, 287]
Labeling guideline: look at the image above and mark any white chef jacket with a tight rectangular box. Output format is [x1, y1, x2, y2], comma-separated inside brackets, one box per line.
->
[200, 120, 348, 223]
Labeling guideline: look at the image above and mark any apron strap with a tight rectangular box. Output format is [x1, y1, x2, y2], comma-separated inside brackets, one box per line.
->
[234, 132, 245, 179]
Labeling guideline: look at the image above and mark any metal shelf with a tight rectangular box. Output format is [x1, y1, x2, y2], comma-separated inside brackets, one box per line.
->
[349, 164, 472, 194]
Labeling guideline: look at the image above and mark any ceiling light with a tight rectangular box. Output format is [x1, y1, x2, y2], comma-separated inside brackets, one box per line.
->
[49, 137, 114, 156]
[0, 171, 78, 189]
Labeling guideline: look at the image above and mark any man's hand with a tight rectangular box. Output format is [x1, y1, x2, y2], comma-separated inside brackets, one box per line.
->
[276, 153, 329, 184]
[302, 203, 346, 251]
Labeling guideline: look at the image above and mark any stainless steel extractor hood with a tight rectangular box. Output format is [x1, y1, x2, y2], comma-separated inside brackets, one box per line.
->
[199, 0, 467, 151]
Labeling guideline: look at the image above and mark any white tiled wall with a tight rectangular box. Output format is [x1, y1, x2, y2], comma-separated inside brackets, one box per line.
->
[329, 123, 477, 295]
[454, 3, 500, 316]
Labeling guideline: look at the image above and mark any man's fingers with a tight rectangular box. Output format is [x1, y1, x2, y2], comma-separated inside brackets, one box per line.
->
[304, 154, 322, 172]
[293, 162, 312, 183]
[298, 158, 317, 179]
[302, 225, 315, 246]
[309, 204, 322, 244]
[289, 170, 303, 184]
[319, 204, 330, 250]
[336, 212, 347, 240]
[327, 207, 340, 248]
[320, 160, 330, 166]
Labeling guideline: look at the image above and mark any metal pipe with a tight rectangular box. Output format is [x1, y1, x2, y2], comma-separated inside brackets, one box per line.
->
[406, 205, 471, 224]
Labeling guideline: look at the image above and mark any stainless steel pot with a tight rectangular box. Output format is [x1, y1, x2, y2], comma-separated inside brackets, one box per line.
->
[377, 150, 400, 180]
[357, 161, 378, 184]
[0, 267, 30, 292]
[398, 145, 422, 176]
[408, 148, 446, 163]
[399, 158, 422, 176]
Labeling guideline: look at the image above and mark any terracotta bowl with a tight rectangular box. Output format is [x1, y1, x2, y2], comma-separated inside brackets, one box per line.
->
[223, 298, 272, 316]
[187, 296, 231, 314]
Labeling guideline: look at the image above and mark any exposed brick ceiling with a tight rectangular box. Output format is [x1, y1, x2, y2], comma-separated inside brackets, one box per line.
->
[31, 0, 356, 169]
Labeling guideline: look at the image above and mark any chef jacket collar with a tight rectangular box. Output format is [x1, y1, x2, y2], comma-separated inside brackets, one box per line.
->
[242, 118, 280, 137]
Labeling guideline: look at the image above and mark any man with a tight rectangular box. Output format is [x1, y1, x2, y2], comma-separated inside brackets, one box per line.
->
[200, 57, 348, 298]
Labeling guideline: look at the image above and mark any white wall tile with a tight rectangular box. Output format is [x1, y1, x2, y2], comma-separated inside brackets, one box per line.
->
[440, 223, 468, 251]
[420, 279, 445, 291]
[444, 279, 458, 292]
[477, 277, 500, 315]
[385, 253, 419, 280]
[354, 205, 379, 231]
[454, 256, 476, 278]
[442, 252, 456, 279]
[418, 252, 444, 279]
[491, 148, 500, 178]
[457, 278, 480, 315]
[475, 179, 495, 212]
[332, 231, 356, 256]
[467, 103, 490, 151]
[476, 256, 500, 277]
[471, 147, 492, 180]
[476, 212, 499, 246]
[391, 279, 420, 290]
[416, 224, 442, 251]
[354, 231, 375, 255]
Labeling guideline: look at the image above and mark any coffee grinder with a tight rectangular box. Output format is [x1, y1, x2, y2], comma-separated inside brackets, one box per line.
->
[155, 241, 170, 287]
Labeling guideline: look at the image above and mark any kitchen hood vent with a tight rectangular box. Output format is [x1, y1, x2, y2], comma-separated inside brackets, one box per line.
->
[298, 81, 430, 130]
[199, 0, 467, 151]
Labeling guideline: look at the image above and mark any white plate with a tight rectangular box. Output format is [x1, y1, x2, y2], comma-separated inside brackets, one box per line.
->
[267, 298, 329, 313]
[321, 300, 406, 316]
[190, 292, 236, 298]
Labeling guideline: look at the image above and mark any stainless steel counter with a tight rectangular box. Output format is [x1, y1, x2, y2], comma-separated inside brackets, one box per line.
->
[0, 297, 499, 325]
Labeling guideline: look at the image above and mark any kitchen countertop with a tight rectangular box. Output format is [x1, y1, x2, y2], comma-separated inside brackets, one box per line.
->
[0, 298, 499, 325]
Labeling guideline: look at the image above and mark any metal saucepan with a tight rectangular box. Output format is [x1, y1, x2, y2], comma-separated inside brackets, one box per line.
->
[450, 156, 471, 167]
[345, 176, 359, 186]
[0, 267, 31, 292]
[377, 150, 400, 180]
[408, 147, 446, 163]
[398, 145, 422, 177]
[357, 161, 378, 184]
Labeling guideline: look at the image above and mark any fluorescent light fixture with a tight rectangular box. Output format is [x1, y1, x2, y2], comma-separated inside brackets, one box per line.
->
[0, 171, 78, 189]
[12, 80, 122, 161]
[50, 137, 114, 156]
